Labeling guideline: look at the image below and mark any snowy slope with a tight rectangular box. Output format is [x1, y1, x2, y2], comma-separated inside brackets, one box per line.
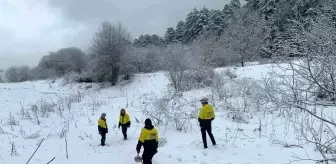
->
[0, 64, 319, 164]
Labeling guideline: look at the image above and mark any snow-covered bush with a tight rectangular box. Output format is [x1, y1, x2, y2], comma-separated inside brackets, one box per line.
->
[63, 72, 81, 84]
[223, 69, 237, 79]
[142, 92, 196, 132]
[226, 110, 250, 124]
[5, 65, 31, 82]
[158, 137, 167, 147]
[8, 112, 19, 126]
[29, 67, 57, 80]
[180, 67, 215, 91]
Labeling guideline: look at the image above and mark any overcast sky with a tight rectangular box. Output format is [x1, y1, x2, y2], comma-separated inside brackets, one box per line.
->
[0, 0, 231, 69]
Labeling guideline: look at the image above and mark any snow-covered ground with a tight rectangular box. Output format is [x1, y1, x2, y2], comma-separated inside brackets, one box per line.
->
[0, 64, 321, 164]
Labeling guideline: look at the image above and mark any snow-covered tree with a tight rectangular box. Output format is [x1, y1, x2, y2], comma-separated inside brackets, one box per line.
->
[38, 47, 87, 76]
[222, 9, 266, 67]
[175, 21, 185, 43]
[223, 0, 242, 23]
[164, 27, 176, 44]
[88, 21, 132, 85]
[5, 65, 31, 82]
[204, 10, 227, 36]
[183, 9, 200, 43]
[134, 34, 165, 47]
[262, 12, 336, 163]
[163, 44, 190, 91]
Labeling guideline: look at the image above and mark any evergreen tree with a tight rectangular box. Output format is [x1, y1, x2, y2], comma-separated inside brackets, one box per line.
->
[164, 27, 176, 44]
[183, 8, 200, 43]
[223, 0, 242, 23]
[175, 21, 185, 43]
[134, 34, 165, 47]
[204, 10, 226, 36]
[230, 0, 241, 11]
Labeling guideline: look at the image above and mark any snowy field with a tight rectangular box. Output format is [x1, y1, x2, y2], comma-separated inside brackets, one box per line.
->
[0, 64, 323, 164]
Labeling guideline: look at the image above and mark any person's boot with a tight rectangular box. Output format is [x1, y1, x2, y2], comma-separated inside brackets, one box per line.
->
[101, 139, 105, 146]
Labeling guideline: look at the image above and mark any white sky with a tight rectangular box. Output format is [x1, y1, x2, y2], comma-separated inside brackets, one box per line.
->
[0, 0, 231, 69]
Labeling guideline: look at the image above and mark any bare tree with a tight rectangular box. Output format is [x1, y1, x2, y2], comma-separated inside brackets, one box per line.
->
[88, 21, 132, 85]
[163, 44, 191, 92]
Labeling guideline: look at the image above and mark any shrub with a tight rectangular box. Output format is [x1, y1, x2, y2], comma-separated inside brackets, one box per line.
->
[5, 65, 31, 82]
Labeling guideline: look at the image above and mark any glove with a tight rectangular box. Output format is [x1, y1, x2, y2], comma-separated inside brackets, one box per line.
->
[136, 149, 140, 154]
[106, 129, 108, 133]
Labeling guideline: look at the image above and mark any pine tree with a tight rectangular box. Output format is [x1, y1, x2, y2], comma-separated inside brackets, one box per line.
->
[205, 10, 227, 36]
[183, 8, 200, 43]
[223, 0, 242, 23]
[230, 0, 241, 11]
[175, 21, 185, 43]
[164, 27, 176, 44]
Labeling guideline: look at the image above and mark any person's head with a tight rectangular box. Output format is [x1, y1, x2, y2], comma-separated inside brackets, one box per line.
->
[144, 118, 152, 127]
[120, 108, 126, 116]
[200, 97, 208, 106]
[101, 113, 106, 118]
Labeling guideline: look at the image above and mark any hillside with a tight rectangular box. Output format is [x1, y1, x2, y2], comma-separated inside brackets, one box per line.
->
[0, 64, 322, 164]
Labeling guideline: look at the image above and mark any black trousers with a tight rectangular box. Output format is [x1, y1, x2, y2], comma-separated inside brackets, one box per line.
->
[142, 151, 156, 164]
[201, 126, 216, 148]
[100, 132, 106, 145]
[121, 125, 128, 139]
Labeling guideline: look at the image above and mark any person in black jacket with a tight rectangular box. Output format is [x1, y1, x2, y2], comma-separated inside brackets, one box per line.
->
[98, 113, 108, 146]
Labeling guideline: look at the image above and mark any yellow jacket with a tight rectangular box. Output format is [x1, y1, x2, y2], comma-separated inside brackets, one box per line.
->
[198, 104, 215, 120]
[136, 125, 159, 152]
[139, 127, 159, 143]
[119, 113, 130, 125]
[98, 117, 108, 133]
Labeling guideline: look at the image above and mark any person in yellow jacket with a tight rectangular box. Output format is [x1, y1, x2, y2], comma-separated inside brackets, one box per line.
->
[136, 118, 158, 164]
[118, 108, 131, 140]
[198, 97, 216, 149]
[98, 113, 108, 146]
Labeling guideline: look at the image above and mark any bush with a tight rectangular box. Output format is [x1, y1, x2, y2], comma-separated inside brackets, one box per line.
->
[63, 72, 81, 83]
[180, 67, 215, 91]
[223, 69, 237, 79]
[29, 67, 57, 80]
[5, 65, 31, 82]
[76, 77, 93, 83]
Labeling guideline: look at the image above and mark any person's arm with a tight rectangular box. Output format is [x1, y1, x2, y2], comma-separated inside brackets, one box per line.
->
[98, 119, 102, 133]
[136, 129, 145, 153]
[127, 115, 131, 127]
[198, 107, 204, 122]
[211, 106, 215, 120]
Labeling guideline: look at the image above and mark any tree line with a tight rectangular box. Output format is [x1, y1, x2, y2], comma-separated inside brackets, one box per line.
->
[2, 0, 335, 88]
